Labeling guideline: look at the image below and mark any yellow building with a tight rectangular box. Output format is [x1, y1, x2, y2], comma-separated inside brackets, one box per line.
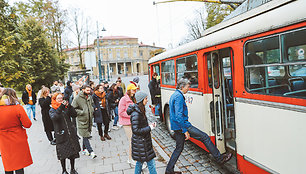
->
[64, 36, 164, 82]
[94, 36, 164, 78]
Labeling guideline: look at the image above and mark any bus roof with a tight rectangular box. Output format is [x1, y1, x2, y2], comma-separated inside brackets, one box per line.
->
[148, 0, 306, 64]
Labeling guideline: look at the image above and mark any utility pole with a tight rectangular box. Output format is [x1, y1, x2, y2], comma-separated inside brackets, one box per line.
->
[96, 21, 103, 83]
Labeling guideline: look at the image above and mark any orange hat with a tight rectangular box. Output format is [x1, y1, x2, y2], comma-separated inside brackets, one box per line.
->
[127, 83, 137, 91]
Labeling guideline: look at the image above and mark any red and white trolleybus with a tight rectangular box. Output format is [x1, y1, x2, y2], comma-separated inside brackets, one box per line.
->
[148, 0, 306, 173]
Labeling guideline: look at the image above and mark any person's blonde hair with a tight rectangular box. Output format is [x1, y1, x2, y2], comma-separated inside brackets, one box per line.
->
[40, 87, 50, 98]
[0, 88, 20, 105]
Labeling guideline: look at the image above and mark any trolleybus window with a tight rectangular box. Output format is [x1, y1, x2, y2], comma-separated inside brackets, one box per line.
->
[161, 60, 175, 86]
[207, 56, 213, 88]
[244, 27, 306, 98]
[176, 55, 198, 88]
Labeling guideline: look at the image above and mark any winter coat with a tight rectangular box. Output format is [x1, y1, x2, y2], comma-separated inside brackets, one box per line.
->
[127, 104, 156, 162]
[71, 91, 94, 137]
[118, 94, 135, 125]
[64, 86, 73, 101]
[148, 78, 161, 105]
[49, 104, 81, 160]
[92, 92, 111, 123]
[107, 89, 120, 109]
[39, 96, 54, 132]
[22, 90, 36, 105]
[0, 105, 33, 171]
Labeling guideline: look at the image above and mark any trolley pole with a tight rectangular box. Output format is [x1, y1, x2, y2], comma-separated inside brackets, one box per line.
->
[96, 22, 106, 83]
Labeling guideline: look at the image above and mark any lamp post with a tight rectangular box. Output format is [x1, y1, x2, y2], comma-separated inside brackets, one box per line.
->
[96, 22, 106, 83]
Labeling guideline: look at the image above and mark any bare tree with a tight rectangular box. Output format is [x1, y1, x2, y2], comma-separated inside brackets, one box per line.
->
[68, 8, 86, 69]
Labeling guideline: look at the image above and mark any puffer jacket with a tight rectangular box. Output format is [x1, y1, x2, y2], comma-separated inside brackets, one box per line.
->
[127, 104, 156, 162]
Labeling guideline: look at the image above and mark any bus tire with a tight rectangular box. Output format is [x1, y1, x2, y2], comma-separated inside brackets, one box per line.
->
[164, 106, 174, 138]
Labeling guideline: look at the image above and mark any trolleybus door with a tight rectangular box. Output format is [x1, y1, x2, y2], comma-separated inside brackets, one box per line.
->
[210, 52, 226, 153]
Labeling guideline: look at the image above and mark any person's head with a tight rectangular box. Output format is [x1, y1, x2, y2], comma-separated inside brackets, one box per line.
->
[0, 88, 19, 105]
[133, 77, 139, 84]
[135, 91, 148, 105]
[177, 78, 191, 94]
[100, 82, 105, 87]
[52, 92, 63, 104]
[82, 85, 91, 95]
[89, 81, 95, 89]
[40, 87, 50, 98]
[54, 81, 58, 86]
[117, 77, 121, 80]
[59, 82, 64, 86]
[67, 81, 72, 87]
[116, 80, 121, 87]
[126, 83, 137, 100]
[26, 84, 32, 91]
[95, 84, 104, 93]
[152, 72, 158, 79]
[104, 81, 109, 87]
[110, 83, 118, 94]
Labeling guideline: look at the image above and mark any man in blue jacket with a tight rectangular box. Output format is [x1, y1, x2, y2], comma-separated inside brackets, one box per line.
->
[165, 79, 232, 174]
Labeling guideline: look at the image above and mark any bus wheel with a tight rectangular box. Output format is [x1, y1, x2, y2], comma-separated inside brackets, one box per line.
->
[165, 106, 174, 138]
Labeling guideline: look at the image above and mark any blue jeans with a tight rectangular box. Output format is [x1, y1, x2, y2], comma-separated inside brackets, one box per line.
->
[135, 159, 157, 174]
[113, 107, 119, 126]
[83, 137, 93, 153]
[166, 126, 222, 172]
[25, 104, 36, 120]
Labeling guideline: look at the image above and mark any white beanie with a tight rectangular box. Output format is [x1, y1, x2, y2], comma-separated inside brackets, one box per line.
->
[135, 91, 148, 103]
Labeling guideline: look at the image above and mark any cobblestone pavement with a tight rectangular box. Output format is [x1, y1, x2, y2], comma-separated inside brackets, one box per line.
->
[148, 115, 239, 174]
[0, 106, 168, 174]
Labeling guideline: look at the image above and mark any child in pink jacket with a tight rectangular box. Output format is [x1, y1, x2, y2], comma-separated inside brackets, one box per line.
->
[118, 83, 137, 165]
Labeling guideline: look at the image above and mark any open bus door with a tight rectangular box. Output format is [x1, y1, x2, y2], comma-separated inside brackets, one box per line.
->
[208, 48, 237, 155]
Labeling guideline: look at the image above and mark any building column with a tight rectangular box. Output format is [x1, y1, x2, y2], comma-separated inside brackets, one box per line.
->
[116, 62, 118, 75]
[131, 61, 134, 75]
[123, 62, 126, 76]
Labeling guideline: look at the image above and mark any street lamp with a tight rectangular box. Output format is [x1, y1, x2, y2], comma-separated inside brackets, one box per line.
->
[96, 22, 106, 83]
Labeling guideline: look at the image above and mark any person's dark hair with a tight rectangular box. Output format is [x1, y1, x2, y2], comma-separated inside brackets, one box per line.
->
[94, 84, 103, 91]
[1, 88, 20, 105]
[109, 83, 118, 94]
[152, 72, 158, 78]
[82, 85, 91, 90]
[89, 81, 95, 87]
[116, 79, 122, 83]
[137, 101, 146, 118]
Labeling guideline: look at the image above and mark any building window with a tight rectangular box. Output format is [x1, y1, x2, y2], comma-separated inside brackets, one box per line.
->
[161, 60, 175, 86]
[124, 50, 128, 58]
[176, 55, 198, 88]
[109, 49, 113, 59]
[244, 27, 306, 98]
[116, 50, 120, 59]
[116, 40, 119, 45]
[140, 50, 143, 57]
[134, 50, 137, 58]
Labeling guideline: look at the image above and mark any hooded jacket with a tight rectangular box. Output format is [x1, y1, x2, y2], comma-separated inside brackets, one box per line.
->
[127, 104, 156, 162]
[71, 91, 94, 137]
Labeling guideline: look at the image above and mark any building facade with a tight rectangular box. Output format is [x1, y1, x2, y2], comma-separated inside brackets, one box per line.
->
[94, 36, 164, 79]
[64, 36, 164, 82]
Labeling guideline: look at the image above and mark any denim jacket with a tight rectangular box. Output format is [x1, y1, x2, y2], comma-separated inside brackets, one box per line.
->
[169, 89, 192, 133]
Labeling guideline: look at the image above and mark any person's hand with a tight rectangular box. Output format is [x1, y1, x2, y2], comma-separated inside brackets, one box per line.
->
[184, 131, 190, 140]
[149, 122, 156, 130]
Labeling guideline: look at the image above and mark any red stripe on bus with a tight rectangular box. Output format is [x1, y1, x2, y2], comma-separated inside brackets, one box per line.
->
[237, 154, 270, 174]
[189, 136, 216, 153]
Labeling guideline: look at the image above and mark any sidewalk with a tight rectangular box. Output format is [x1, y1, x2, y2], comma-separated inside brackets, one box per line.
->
[0, 106, 167, 174]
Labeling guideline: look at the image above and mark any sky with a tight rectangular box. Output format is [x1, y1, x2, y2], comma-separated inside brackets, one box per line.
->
[9, 0, 206, 49]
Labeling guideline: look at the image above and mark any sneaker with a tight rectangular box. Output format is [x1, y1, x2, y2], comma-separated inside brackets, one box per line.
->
[219, 153, 232, 164]
[82, 149, 90, 156]
[112, 126, 119, 130]
[117, 123, 123, 128]
[100, 136, 106, 141]
[90, 152, 97, 159]
[50, 140, 56, 145]
[33, 118, 37, 121]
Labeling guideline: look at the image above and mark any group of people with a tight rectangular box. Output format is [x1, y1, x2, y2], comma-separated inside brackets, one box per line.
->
[0, 75, 232, 174]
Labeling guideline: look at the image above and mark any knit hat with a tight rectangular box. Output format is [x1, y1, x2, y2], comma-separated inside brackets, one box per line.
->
[127, 83, 137, 91]
[135, 91, 148, 104]
[133, 77, 140, 83]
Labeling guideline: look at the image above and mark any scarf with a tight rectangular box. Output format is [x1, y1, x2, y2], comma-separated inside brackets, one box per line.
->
[51, 93, 62, 110]
[94, 91, 106, 108]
